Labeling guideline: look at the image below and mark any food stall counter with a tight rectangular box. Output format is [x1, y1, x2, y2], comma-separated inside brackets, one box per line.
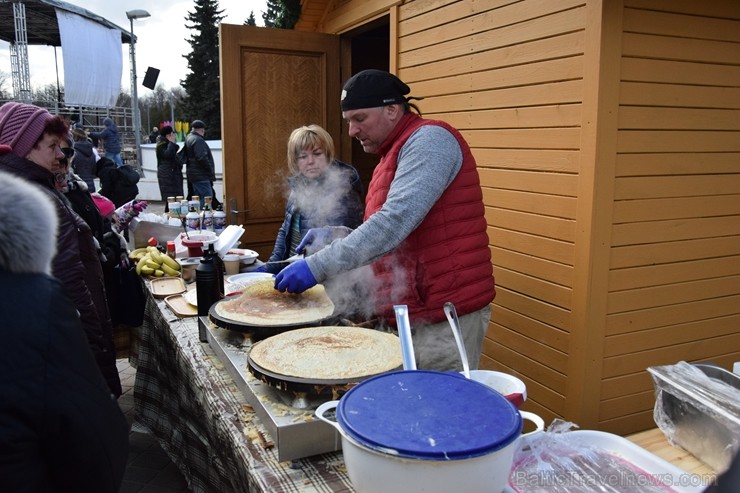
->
[132, 282, 718, 493]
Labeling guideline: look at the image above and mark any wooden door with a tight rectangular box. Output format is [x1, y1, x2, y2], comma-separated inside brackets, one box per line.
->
[219, 24, 341, 259]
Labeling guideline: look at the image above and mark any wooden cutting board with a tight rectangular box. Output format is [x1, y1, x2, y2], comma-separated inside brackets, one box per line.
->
[165, 294, 198, 318]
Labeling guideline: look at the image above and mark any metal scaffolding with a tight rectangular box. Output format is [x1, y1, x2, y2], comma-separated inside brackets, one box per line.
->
[9, 1, 32, 102]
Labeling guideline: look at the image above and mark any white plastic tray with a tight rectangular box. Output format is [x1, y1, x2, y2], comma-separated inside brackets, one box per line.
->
[504, 430, 708, 493]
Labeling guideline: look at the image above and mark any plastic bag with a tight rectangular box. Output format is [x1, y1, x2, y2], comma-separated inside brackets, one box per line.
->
[508, 420, 682, 492]
[649, 361, 740, 472]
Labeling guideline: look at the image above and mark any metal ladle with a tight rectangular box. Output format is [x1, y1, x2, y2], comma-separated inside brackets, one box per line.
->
[444, 302, 470, 379]
[393, 305, 416, 370]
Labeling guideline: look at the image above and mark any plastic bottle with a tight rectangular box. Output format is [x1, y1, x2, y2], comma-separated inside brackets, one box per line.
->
[186, 206, 200, 232]
[166, 241, 176, 259]
[202, 204, 214, 232]
[213, 204, 226, 233]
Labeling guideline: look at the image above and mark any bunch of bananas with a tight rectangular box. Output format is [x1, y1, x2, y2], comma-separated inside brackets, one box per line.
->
[130, 246, 182, 277]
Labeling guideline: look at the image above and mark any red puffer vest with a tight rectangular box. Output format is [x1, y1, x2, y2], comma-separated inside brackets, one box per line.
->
[365, 113, 495, 324]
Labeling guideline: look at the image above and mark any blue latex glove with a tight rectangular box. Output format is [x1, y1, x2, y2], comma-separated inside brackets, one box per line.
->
[252, 264, 268, 273]
[274, 259, 317, 294]
[296, 227, 334, 255]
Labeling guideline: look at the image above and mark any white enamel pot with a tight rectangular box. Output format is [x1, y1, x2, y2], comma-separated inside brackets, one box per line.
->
[316, 370, 544, 493]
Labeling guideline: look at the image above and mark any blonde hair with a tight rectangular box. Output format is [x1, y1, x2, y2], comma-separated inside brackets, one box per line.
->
[286, 125, 335, 175]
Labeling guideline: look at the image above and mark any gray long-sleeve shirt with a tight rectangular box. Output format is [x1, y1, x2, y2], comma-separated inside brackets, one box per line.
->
[306, 124, 463, 281]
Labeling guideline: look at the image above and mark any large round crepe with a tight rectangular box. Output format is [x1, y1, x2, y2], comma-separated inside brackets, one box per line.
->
[249, 326, 402, 380]
[214, 278, 334, 326]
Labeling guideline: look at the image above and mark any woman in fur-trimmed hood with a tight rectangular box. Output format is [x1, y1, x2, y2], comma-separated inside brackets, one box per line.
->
[0, 170, 129, 493]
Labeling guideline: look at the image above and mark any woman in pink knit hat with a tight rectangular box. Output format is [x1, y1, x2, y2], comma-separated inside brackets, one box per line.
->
[0, 102, 122, 398]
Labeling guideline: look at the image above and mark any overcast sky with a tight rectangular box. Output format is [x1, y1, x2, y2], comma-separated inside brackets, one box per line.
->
[0, 0, 268, 93]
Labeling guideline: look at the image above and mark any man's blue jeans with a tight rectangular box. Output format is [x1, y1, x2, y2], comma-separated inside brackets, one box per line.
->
[191, 181, 212, 209]
[105, 151, 123, 166]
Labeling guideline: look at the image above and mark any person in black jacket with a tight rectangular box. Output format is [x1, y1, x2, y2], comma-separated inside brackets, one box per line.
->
[184, 119, 216, 209]
[54, 136, 144, 328]
[0, 170, 129, 493]
[97, 155, 140, 208]
[156, 125, 183, 211]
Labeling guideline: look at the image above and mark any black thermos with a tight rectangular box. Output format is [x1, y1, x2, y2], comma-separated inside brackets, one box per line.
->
[195, 244, 224, 342]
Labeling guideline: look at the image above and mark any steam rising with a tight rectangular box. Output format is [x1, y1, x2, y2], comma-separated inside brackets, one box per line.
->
[290, 165, 357, 228]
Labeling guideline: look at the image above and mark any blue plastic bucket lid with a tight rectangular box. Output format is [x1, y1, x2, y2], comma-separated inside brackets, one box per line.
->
[336, 370, 522, 460]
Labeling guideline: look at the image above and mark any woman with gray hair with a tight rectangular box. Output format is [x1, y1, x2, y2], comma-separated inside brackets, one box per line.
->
[0, 171, 129, 493]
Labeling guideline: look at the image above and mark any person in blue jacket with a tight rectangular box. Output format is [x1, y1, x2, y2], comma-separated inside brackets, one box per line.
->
[89, 117, 123, 166]
[261, 124, 364, 275]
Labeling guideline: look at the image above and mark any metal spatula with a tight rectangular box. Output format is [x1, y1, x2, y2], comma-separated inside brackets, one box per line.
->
[262, 253, 304, 265]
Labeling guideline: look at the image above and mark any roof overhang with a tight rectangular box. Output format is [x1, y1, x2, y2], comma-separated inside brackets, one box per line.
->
[0, 0, 132, 46]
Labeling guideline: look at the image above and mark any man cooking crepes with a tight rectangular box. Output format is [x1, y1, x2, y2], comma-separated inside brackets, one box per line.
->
[275, 69, 496, 372]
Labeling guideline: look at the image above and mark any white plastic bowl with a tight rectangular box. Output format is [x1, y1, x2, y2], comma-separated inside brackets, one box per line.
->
[467, 370, 527, 408]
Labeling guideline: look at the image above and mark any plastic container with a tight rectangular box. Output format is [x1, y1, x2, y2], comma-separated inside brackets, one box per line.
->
[648, 361, 740, 472]
[167, 199, 179, 216]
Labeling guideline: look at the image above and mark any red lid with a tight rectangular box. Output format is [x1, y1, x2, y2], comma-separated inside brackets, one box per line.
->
[147, 236, 158, 246]
[166, 241, 176, 252]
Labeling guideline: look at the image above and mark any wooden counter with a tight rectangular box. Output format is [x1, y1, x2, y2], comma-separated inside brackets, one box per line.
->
[628, 428, 716, 479]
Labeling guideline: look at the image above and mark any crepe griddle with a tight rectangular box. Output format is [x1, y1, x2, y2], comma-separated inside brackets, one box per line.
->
[247, 350, 366, 397]
[208, 293, 333, 340]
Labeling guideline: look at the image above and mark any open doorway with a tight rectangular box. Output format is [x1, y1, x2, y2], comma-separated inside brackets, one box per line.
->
[339, 18, 390, 200]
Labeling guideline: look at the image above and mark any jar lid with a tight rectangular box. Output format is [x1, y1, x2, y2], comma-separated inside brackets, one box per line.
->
[336, 370, 522, 460]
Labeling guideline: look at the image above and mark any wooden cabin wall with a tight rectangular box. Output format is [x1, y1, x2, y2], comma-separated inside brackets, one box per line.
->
[600, 0, 740, 434]
[309, 0, 740, 435]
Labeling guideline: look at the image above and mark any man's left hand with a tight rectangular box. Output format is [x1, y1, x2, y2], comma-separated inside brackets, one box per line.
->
[274, 259, 317, 294]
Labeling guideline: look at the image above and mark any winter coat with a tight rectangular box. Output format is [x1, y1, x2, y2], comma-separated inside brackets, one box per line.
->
[364, 113, 495, 324]
[0, 151, 122, 397]
[64, 174, 144, 327]
[72, 138, 97, 190]
[97, 157, 139, 208]
[184, 131, 215, 183]
[0, 271, 129, 493]
[89, 117, 121, 154]
[156, 137, 183, 200]
[265, 160, 364, 274]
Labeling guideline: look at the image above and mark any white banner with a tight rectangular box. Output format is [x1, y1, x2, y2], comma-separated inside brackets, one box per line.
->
[56, 9, 122, 107]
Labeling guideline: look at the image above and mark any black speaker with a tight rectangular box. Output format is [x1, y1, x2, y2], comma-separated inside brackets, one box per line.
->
[142, 67, 160, 89]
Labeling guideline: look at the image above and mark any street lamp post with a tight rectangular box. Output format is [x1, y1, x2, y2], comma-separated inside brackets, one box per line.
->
[126, 9, 150, 171]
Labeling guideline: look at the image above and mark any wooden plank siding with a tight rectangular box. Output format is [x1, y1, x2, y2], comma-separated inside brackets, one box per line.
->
[296, 0, 740, 436]
[605, 0, 740, 433]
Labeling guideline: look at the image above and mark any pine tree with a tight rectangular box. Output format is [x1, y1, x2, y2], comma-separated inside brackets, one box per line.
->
[181, 0, 225, 140]
[245, 11, 256, 26]
[262, 0, 301, 29]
